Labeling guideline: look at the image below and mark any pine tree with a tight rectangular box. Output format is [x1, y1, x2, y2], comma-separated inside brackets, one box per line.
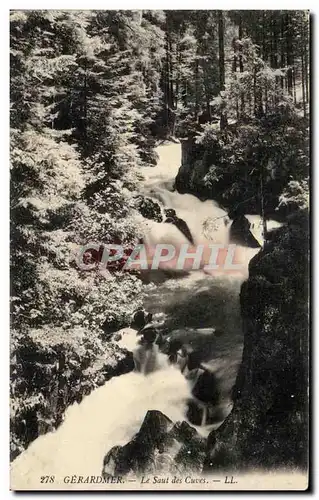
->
[10, 10, 151, 458]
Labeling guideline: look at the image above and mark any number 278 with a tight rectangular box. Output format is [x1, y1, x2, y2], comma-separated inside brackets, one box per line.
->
[40, 476, 55, 483]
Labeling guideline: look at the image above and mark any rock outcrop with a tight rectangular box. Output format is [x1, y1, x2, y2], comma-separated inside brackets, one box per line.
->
[130, 308, 153, 331]
[191, 370, 221, 404]
[164, 209, 195, 245]
[102, 410, 206, 477]
[175, 137, 226, 202]
[229, 214, 261, 248]
[204, 210, 309, 471]
[134, 195, 163, 222]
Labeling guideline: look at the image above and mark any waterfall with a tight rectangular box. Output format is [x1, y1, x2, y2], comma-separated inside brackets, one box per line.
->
[133, 343, 168, 375]
[201, 405, 207, 427]
[11, 142, 277, 489]
[11, 363, 190, 489]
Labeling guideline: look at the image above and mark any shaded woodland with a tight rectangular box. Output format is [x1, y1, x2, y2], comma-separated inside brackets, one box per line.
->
[10, 10, 309, 463]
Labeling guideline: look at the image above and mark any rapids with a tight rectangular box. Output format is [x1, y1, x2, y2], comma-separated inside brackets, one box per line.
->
[11, 142, 275, 489]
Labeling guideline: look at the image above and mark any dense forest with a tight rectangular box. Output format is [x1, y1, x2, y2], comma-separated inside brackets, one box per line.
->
[10, 9, 309, 469]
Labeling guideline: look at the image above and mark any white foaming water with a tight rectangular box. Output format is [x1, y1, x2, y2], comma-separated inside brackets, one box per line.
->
[142, 144, 229, 248]
[11, 142, 276, 489]
[118, 329, 171, 374]
[117, 327, 140, 352]
[11, 364, 190, 489]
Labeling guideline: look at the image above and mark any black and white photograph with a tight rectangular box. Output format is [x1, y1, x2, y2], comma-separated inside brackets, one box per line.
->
[9, 9, 310, 490]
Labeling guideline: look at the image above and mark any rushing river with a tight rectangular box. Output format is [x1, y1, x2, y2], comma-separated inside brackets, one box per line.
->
[11, 142, 275, 490]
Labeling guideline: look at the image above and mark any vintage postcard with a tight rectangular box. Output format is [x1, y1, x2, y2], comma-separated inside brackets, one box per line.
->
[10, 9, 309, 491]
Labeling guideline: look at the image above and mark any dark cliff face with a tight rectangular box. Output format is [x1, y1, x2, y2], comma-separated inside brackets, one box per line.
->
[99, 211, 309, 476]
[204, 210, 309, 471]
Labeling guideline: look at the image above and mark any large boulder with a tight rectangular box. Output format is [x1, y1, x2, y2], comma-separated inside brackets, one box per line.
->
[186, 368, 232, 427]
[134, 195, 163, 222]
[191, 370, 220, 404]
[164, 210, 195, 245]
[229, 214, 261, 248]
[102, 410, 206, 477]
[186, 399, 229, 427]
[130, 308, 153, 331]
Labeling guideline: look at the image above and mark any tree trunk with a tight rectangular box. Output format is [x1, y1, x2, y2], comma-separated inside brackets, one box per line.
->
[304, 18, 309, 103]
[232, 37, 238, 119]
[176, 41, 181, 110]
[254, 67, 263, 118]
[82, 62, 88, 144]
[286, 13, 293, 95]
[165, 27, 170, 134]
[218, 11, 227, 129]
[232, 39, 237, 73]
[169, 38, 176, 135]
[204, 66, 212, 122]
[301, 53, 306, 117]
[271, 12, 280, 100]
[169, 39, 174, 109]
[164, 21, 176, 137]
[218, 11, 225, 92]
[271, 13, 278, 69]
[260, 167, 267, 242]
[194, 52, 199, 122]
[305, 47, 309, 104]
[239, 16, 244, 116]
[262, 11, 267, 61]
[239, 17, 244, 73]
[293, 61, 297, 105]
[280, 15, 285, 89]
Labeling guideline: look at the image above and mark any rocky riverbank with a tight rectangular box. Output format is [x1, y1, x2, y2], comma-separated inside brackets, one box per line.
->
[101, 210, 309, 475]
[102, 410, 206, 477]
[10, 327, 135, 461]
[204, 209, 309, 471]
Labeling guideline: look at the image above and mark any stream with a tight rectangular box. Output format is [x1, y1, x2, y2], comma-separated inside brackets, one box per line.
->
[11, 142, 277, 489]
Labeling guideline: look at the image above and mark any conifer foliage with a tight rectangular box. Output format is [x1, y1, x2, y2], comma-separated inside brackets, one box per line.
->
[10, 10, 163, 459]
[10, 10, 309, 459]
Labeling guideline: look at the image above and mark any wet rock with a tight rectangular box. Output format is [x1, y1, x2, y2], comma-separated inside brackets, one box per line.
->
[163, 338, 183, 356]
[139, 326, 157, 343]
[164, 209, 194, 245]
[187, 399, 228, 427]
[100, 317, 124, 338]
[187, 351, 203, 371]
[130, 308, 153, 331]
[229, 214, 261, 248]
[102, 410, 206, 477]
[204, 214, 309, 471]
[191, 370, 220, 405]
[158, 327, 220, 361]
[134, 195, 163, 222]
[213, 329, 224, 337]
[103, 446, 122, 479]
[186, 399, 205, 426]
[107, 350, 135, 379]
